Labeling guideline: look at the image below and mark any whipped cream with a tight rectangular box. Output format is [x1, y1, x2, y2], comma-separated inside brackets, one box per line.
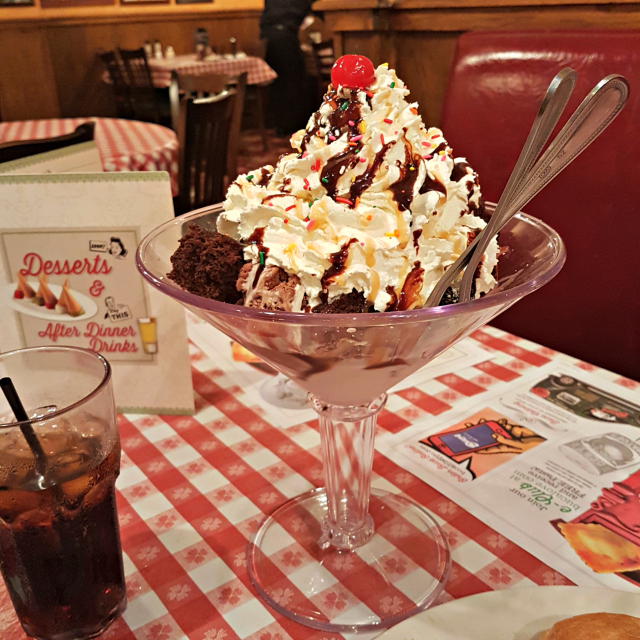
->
[219, 63, 497, 311]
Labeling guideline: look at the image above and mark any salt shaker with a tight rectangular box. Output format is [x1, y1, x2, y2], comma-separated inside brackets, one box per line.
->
[143, 40, 153, 59]
[153, 40, 163, 60]
[165, 46, 175, 59]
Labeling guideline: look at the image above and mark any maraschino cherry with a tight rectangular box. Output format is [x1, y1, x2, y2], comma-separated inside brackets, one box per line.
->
[331, 55, 375, 89]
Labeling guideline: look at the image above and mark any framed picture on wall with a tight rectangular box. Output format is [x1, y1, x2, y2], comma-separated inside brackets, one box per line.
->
[0, 0, 34, 6]
[41, 0, 113, 6]
[175, 0, 212, 4]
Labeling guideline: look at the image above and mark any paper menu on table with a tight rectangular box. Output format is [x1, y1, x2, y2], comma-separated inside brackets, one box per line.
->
[0, 172, 194, 415]
[186, 312, 491, 428]
[0, 141, 103, 175]
[377, 361, 640, 590]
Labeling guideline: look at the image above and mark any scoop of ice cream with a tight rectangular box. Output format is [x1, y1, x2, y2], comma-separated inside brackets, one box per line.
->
[219, 57, 497, 312]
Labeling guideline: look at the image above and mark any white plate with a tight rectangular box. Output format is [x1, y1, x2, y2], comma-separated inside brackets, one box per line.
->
[378, 587, 640, 640]
[4, 282, 98, 322]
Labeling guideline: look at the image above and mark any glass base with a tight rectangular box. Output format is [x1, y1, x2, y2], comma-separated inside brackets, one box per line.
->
[248, 488, 450, 633]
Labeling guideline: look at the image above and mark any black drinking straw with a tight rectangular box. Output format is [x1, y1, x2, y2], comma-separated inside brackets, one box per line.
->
[1, 377, 48, 476]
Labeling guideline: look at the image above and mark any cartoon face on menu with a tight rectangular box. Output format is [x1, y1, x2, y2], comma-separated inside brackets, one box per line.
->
[108, 237, 127, 259]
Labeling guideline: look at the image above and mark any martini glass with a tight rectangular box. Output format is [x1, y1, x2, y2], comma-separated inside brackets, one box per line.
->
[137, 203, 565, 633]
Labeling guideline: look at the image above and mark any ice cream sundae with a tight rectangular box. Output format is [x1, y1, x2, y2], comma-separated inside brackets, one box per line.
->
[169, 55, 499, 312]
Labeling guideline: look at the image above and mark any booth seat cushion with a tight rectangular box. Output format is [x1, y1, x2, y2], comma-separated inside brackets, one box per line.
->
[440, 30, 640, 381]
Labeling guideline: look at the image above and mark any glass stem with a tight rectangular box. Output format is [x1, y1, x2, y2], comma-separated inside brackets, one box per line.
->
[310, 393, 387, 551]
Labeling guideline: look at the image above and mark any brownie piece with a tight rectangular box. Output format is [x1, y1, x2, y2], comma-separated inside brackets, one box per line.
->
[312, 290, 370, 314]
[168, 224, 244, 303]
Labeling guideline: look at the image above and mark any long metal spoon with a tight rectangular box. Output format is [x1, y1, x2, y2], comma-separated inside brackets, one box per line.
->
[457, 73, 629, 303]
[424, 67, 577, 308]
[426, 72, 629, 308]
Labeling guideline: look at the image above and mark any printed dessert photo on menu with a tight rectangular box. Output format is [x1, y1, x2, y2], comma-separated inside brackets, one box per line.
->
[1, 228, 156, 361]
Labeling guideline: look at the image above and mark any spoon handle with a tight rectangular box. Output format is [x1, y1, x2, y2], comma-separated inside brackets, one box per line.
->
[457, 67, 578, 303]
[455, 74, 628, 307]
[424, 68, 576, 308]
[508, 74, 629, 215]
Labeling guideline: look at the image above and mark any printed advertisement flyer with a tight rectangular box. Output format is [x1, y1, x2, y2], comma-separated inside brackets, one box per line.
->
[0, 173, 194, 415]
[377, 362, 640, 591]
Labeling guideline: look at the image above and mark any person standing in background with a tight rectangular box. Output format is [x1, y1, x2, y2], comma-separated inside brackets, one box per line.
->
[261, 0, 317, 136]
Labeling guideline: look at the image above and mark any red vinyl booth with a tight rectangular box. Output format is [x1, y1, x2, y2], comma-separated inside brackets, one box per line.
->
[440, 31, 640, 381]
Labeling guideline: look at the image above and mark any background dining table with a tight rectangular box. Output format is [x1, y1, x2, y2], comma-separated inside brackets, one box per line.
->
[0, 321, 638, 640]
[147, 55, 277, 89]
[0, 118, 179, 196]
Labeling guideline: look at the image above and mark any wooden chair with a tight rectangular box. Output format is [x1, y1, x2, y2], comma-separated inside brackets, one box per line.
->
[169, 71, 229, 133]
[174, 91, 235, 215]
[98, 50, 133, 119]
[118, 47, 161, 124]
[170, 71, 247, 184]
[0, 123, 95, 164]
[440, 30, 640, 380]
[225, 71, 248, 183]
[311, 39, 335, 102]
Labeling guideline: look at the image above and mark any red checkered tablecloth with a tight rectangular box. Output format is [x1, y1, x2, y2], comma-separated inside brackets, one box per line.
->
[0, 118, 179, 196]
[1, 326, 638, 640]
[149, 55, 277, 89]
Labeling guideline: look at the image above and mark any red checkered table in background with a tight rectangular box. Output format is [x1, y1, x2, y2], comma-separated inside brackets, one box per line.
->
[0, 118, 179, 196]
[148, 55, 277, 89]
[1, 325, 638, 640]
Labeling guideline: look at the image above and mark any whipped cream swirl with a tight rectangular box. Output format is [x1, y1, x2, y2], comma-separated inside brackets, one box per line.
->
[219, 63, 498, 311]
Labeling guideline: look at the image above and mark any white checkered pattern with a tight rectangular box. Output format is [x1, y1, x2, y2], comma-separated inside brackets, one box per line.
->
[0, 118, 179, 196]
[2, 326, 636, 639]
[149, 55, 277, 88]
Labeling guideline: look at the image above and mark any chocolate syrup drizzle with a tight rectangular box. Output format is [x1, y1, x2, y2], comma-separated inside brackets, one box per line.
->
[450, 161, 471, 183]
[327, 93, 362, 133]
[257, 169, 273, 187]
[287, 86, 479, 308]
[262, 193, 290, 203]
[396, 262, 425, 311]
[419, 169, 446, 196]
[349, 141, 395, 203]
[321, 238, 359, 288]
[246, 227, 269, 287]
[320, 149, 359, 199]
[388, 139, 422, 212]
[432, 142, 448, 156]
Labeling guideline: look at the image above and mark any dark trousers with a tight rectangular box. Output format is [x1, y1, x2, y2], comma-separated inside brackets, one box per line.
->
[264, 26, 315, 136]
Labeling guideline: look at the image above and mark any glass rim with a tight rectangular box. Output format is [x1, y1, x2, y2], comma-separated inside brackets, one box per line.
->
[0, 346, 112, 430]
[136, 202, 566, 326]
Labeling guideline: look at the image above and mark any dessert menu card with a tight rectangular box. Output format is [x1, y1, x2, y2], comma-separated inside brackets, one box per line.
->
[377, 353, 640, 592]
[0, 141, 103, 175]
[0, 173, 194, 415]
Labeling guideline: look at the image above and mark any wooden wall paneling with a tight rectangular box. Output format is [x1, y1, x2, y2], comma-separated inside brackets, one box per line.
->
[315, 0, 640, 8]
[341, 32, 395, 68]
[0, 27, 60, 121]
[389, 5, 640, 30]
[46, 24, 115, 117]
[394, 0, 640, 7]
[39, 13, 261, 118]
[394, 32, 460, 127]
